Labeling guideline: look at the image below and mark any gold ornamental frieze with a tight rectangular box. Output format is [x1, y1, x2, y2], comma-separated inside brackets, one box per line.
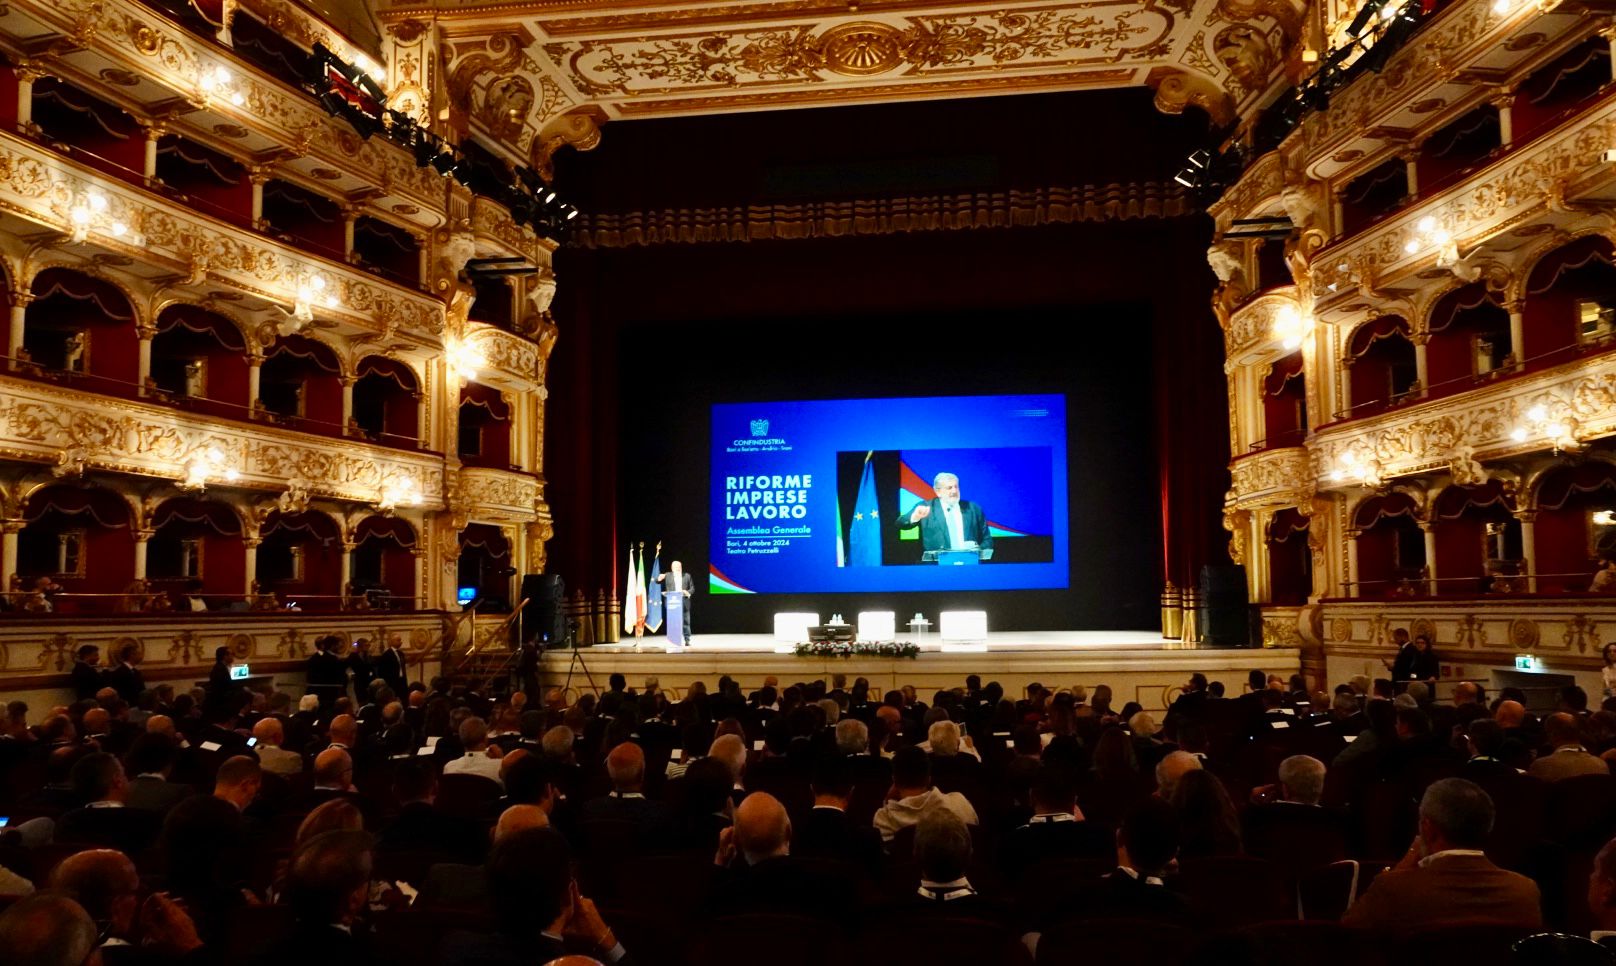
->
[1224, 288, 1303, 361]
[0, 376, 445, 506]
[0, 133, 444, 339]
[1312, 353, 1616, 491]
[454, 467, 541, 523]
[0, 613, 446, 683]
[1310, 97, 1616, 307]
[1315, 599, 1616, 665]
[1228, 446, 1314, 509]
[464, 325, 542, 389]
[542, 4, 1173, 97]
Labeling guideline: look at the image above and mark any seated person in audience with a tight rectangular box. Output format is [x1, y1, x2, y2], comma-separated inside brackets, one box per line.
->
[442, 716, 506, 788]
[213, 755, 263, 813]
[582, 742, 667, 828]
[927, 720, 983, 796]
[441, 828, 627, 966]
[1154, 750, 1201, 800]
[794, 754, 883, 873]
[321, 713, 360, 755]
[874, 746, 979, 845]
[904, 807, 1004, 921]
[1462, 719, 1525, 780]
[1529, 713, 1609, 782]
[304, 747, 358, 803]
[1592, 558, 1616, 594]
[1002, 764, 1111, 881]
[667, 756, 737, 853]
[0, 894, 100, 966]
[252, 830, 378, 966]
[1031, 797, 1189, 936]
[1590, 835, 1616, 945]
[50, 849, 205, 964]
[1244, 754, 1346, 867]
[1343, 778, 1541, 936]
[1168, 768, 1241, 859]
[55, 752, 161, 853]
[124, 733, 194, 815]
[252, 717, 304, 775]
[709, 792, 847, 922]
[708, 733, 749, 803]
[377, 761, 487, 863]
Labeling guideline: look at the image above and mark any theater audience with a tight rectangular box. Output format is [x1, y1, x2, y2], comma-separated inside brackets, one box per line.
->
[252, 717, 304, 775]
[873, 746, 978, 844]
[1343, 778, 1541, 935]
[6, 666, 1610, 964]
[1529, 713, 1610, 781]
[55, 752, 160, 853]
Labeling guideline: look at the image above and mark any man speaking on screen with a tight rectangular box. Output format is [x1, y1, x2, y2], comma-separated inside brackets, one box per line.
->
[894, 472, 994, 555]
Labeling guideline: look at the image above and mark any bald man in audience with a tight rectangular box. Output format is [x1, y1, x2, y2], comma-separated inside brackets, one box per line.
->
[324, 714, 359, 753]
[583, 742, 666, 828]
[49, 849, 204, 962]
[709, 792, 845, 922]
[1154, 750, 1202, 799]
[215, 755, 263, 811]
[709, 734, 748, 802]
[0, 893, 99, 966]
[444, 716, 506, 787]
[253, 718, 303, 775]
[1530, 713, 1610, 782]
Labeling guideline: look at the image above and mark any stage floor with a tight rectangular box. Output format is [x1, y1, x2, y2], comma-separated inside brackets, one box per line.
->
[538, 631, 1300, 714]
[584, 630, 1183, 653]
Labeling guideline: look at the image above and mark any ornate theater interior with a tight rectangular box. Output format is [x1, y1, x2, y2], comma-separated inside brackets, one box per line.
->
[1, 0, 1616, 952]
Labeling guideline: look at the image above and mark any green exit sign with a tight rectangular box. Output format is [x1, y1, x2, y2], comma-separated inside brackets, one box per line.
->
[1515, 655, 1534, 670]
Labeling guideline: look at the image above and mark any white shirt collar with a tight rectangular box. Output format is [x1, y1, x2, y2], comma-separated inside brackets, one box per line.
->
[1555, 744, 1590, 754]
[609, 791, 645, 799]
[917, 876, 975, 901]
[1418, 848, 1487, 868]
[1115, 865, 1164, 886]
[86, 800, 124, 808]
[1027, 812, 1077, 824]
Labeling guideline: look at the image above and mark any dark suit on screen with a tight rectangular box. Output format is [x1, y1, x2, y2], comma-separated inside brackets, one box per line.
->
[895, 499, 993, 553]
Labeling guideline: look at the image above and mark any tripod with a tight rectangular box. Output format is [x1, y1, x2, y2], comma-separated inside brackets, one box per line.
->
[560, 619, 595, 700]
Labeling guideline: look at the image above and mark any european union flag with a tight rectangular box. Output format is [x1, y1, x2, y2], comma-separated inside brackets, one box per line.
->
[645, 546, 663, 633]
[848, 452, 882, 567]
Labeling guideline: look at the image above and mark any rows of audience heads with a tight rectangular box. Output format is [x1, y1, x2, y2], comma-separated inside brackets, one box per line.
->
[3, 664, 1616, 964]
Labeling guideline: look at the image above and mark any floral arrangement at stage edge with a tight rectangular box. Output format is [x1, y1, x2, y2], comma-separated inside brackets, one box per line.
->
[793, 641, 920, 659]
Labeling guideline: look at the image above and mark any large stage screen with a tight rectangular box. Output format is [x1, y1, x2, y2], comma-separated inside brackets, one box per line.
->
[710, 394, 1068, 594]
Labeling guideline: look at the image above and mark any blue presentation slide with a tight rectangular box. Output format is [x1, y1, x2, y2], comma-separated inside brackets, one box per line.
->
[710, 394, 1068, 594]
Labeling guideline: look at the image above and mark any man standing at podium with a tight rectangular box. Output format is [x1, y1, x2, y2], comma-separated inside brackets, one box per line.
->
[894, 472, 994, 556]
[655, 559, 694, 646]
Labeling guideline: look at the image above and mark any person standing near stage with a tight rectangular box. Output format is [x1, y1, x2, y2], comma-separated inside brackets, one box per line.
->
[893, 472, 994, 555]
[655, 560, 695, 646]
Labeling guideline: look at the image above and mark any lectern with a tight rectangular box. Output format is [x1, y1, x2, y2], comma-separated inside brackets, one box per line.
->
[922, 549, 994, 565]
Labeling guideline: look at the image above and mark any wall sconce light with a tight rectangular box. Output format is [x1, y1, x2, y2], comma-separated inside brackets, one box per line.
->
[376, 477, 422, 514]
[1273, 303, 1312, 351]
[180, 446, 240, 491]
[200, 65, 246, 108]
[293, 273, 337, 321]
[1511, 402, 1582, 452]
[445, 338, 486, 385]
[1330, 448, 1383, 487]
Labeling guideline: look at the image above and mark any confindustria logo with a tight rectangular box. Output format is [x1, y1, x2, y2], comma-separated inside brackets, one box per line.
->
[729, 416, 787, 450]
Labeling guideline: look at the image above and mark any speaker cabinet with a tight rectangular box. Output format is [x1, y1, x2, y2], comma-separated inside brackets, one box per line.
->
[521, 574, 566, 647]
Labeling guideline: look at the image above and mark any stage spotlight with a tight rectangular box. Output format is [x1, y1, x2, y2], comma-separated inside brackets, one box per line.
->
[317, 89, 346, 117]
[563, 206, 579, 221]
[1187, 149, 1211, 169]
[413, 134, 436, 168]
[430, 149, 457, 176]
[1346, 0, 1387, 36]
[543, 189, 557, 205]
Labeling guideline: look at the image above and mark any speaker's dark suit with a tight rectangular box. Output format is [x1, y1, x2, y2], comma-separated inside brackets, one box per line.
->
[894, 499, 993, 553]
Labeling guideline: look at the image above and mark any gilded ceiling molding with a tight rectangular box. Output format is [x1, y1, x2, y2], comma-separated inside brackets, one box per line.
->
[1147, 66, 1236, 126]
[569, 181, 1192, 249]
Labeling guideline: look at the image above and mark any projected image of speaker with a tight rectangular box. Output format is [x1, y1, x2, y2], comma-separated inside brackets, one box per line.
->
[521, 574, 567, 647]
[1199, 564, 1255, 648]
